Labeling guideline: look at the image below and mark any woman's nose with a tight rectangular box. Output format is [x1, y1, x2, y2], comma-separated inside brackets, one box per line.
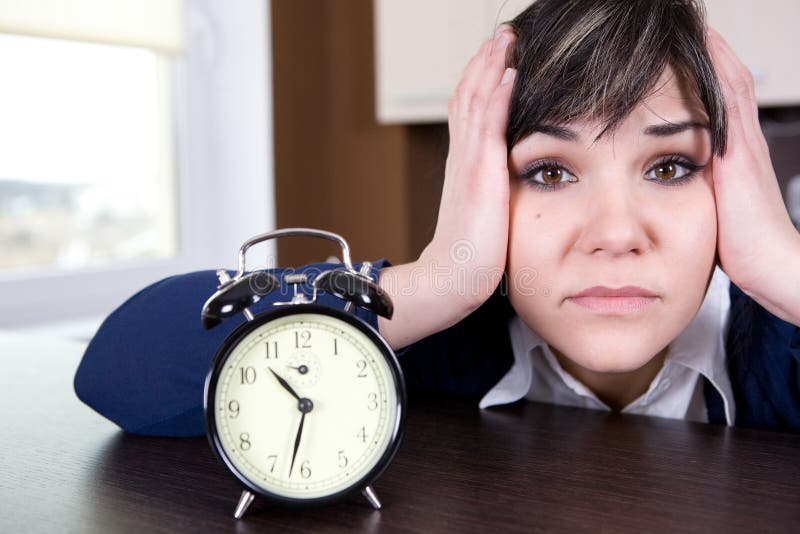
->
[575, 185, 651, 257]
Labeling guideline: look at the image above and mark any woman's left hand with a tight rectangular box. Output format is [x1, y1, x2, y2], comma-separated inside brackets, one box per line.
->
[707, 27, 800, 326]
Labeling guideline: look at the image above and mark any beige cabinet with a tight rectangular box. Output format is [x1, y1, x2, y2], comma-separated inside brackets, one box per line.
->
[705, 0, 800, 106]
[373, 0, 529, 123]
[374, 0, 800, 123]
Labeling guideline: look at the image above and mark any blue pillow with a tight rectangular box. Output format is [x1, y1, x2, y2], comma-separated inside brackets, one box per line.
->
[74, 261, 389, 437]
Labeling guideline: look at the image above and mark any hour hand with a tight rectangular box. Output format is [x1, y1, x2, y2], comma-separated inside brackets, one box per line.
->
[269, 367, 301, 401]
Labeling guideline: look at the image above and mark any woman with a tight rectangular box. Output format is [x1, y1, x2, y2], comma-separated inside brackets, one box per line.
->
[75, 0, 800, 434]
[377, 0, 800, 428]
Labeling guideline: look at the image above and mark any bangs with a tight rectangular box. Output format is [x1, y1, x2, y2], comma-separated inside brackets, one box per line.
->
[506, 0, 726, 156]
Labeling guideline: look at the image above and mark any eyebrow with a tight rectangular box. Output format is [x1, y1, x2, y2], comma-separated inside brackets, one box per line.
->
[643, 121, 710, 137]
[532, 121, 710, 141]
[532, 125, 578, 141]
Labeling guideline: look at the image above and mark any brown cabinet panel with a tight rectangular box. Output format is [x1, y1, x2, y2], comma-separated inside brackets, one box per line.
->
[272, 0, 426, 267]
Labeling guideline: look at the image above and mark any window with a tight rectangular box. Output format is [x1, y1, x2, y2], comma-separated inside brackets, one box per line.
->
[0, 34, 177, 273]
[0, 0, 275, 329]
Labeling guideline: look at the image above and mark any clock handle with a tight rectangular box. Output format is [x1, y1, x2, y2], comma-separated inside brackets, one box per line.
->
[234, 228, 356, 279]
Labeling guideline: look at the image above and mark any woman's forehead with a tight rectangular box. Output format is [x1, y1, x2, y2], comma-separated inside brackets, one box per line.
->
[590, 66, 708, 133]
[640, 65, 709, 120]
[513, 66, 711, 150]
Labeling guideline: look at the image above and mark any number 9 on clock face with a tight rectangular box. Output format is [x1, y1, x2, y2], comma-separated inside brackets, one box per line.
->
[205, 305, 406, 504]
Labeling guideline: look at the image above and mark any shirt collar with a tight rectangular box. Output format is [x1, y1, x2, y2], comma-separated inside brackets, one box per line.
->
[664, 265, 735, 424]
[480, 266, 735, 425]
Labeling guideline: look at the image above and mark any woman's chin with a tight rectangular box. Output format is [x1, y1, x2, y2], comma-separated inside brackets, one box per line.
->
[548, 336, 669, 374]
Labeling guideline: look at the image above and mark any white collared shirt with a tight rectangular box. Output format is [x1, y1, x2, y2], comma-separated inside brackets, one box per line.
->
[479, 266, 736, 425]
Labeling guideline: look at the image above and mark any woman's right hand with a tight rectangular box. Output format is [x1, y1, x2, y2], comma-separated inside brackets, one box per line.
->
[378, 27, 517, 349]
[424, 25, 517, 309]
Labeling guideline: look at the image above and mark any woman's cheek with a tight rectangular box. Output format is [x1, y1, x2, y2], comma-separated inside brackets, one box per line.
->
[507, 188, 564, 299]
[643, 188, 719, 371]
[659, 177, 718, 266]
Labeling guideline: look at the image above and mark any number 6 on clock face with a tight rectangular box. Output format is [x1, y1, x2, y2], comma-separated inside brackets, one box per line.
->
[205, 304, 406, 505]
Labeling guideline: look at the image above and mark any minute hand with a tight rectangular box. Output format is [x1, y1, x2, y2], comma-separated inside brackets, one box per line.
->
[289, 411, 306, 477]
[269, 367, 301, 401]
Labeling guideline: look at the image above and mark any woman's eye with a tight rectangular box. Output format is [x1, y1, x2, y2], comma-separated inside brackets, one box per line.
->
[645, 158, 703, 184]
[539, 166, 566, 183]
[520, 161, 576, 191]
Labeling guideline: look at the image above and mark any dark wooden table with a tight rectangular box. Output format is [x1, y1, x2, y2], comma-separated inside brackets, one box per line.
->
[2, 331, 800, 533]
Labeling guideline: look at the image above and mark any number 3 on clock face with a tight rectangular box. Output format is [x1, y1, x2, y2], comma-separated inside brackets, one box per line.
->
[205, 305, 406, 505]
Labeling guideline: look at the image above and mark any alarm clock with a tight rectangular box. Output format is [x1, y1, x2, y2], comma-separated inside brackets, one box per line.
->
[201, 228, 406, 519]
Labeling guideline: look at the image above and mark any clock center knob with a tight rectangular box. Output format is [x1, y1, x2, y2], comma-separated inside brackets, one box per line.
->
[297, 397, 314, 414]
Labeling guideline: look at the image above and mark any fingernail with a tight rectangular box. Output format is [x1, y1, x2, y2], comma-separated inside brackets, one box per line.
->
[496, 32, 511, 48]
[501, 68, 516, 85]
[494, 24, 509, 39]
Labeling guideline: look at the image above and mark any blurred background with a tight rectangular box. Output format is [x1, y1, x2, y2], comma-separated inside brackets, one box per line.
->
[1, 0, 798, 330]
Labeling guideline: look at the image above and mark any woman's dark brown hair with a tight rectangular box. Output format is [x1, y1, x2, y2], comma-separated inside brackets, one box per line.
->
[506, 0, 727, 156]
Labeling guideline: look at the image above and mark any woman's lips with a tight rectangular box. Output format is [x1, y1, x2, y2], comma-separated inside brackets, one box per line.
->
[566, 286, 659, 314]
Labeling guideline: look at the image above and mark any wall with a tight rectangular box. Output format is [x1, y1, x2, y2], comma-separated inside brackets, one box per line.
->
[272, 0, 800, 269]
[271, 0, 445, 267]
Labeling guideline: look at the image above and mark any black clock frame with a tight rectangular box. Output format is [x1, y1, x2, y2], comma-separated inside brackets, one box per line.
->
[204, 303, 407, 508]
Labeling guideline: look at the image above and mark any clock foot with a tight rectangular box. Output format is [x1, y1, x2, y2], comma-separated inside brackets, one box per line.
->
[362, 485, 382, 510]
[233, 489, 255, 520]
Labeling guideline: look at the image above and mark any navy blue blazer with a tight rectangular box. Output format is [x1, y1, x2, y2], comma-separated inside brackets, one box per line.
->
[74, 261, 800, 436]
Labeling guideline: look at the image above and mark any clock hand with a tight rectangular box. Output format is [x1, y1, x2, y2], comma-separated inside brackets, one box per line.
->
[287, 364, 309, 375]
[269, 367, 301, 401]
[288, 411, 306, 478]
[270, 367, 314, 477]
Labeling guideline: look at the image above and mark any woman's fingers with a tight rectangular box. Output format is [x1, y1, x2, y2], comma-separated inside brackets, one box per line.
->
[448, 39, 492, 143]
[449, 41, 491, 115]
[466, 28, 516, 134]
[448, 26, 515, 148]
[706, 28, 768, 157]
[479, 67, 517, 169]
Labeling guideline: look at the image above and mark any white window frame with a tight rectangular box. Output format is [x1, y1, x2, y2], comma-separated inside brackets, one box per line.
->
[0, 0, 276, 328]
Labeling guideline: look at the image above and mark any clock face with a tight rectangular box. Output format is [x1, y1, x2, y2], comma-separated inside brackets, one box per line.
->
[206, 307, 404, 502]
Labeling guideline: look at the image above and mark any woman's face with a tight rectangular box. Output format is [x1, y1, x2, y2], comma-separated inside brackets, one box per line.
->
[507, 66, 717, 373]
